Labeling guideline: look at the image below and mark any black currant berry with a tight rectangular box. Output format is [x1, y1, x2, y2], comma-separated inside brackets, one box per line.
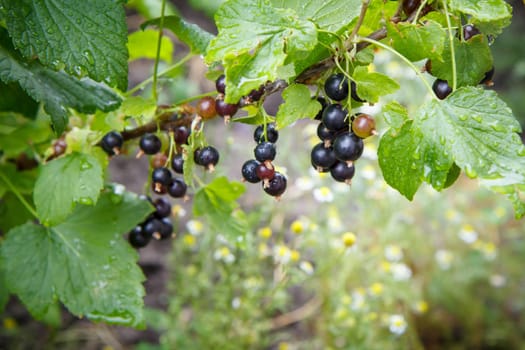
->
[263, 172, 287, 197]
[215, 97, 239, 118]
[403, 0, 420, 16]
[333, 132, 364, 162]
[432, 79, 452, 100]
[330, 161, 356, 183]
[174, 126, 190, 145]
[139, 134, 162, 155]
[254, 123, 279, 143]
[350, 81, 366, 103]
[322, 104, 348, 131]
[241, 159, 261, 183]
[142, 218, 162, 238]
[352, 114, 376, 139]
[101, 131, 123, 156]
[154, 197, 172, 219]
[314, 96, 327, 120]
[463, 24, 481, 41]
[197, 146, 220, 171]
[128, 226, 150, 248]
[247, 85, 265, 102]
[424, 59, 433, 75]
[317, 122, 335, 142]
[196, 96, 217, 120]
[480, 66, 495, 86]
[157, 217, 173, 240]
[255, 163, 275, 181]
[215, 74, 226, 94]
[168, 178, 187, 198]
[152, 167, 172, 186]
[171, 154, 184, 174]
[311, 143, 337, 169]
[254, 142, 276, 162]
[325, 73, 349, 101]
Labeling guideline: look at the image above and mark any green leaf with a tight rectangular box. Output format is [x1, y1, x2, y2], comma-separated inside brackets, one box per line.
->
[142, 15, 214, 55]
[276, 84, 321, 129]
[34, 152, 104, 226]
[0, 35, 122, 135]
[0, 80, 39, 118]
[0, 256, 8, 312]
[381, 101, 409, 132]
[205, 0, 317, 103]
[379, 87, 525, 217]
[1, 189, 153, 326]
[128, 29, 173, 63]
[353, 66, 400, 103]
[449, 0, 512, 35]
[0, 192, 34, 233]
[386, 20, 446, 62]
[430, 35, 493, 88]
[378, 121, 423, 200]
[0, 114, 52, 157]
[2, 0, 129, 90]
[193, 176, 248, 243]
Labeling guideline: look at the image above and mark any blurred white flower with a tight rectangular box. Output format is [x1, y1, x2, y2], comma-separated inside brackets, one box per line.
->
[385, 245, 403, 262]
[295, 176, 315, 192]
[231, 297, 241, 309]
[435, 249, 454, 270]
[490, 274, 506, 288]
[214, 247, 235, 264]
[274, 245, 292, 264]
[391, 263, 412, 281]
[186, 219, 204, 235]
[351, 290, 366, 311]
[313, 186, 334, 202]
[388, 314, 407, 335]
[299, 261, 315, 275]
[458, 224, 478, 244]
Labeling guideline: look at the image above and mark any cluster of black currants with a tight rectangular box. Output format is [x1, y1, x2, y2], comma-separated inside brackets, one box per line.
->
[426, 24, 495, 100]
[310, 73, 376, 184]
[128, 197, 174, 248]
[241, 123, 287, 198]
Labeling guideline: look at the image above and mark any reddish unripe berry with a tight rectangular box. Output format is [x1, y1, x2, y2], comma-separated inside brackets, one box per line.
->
[352, 114, 376, 139]
[196, 96, 217, 119]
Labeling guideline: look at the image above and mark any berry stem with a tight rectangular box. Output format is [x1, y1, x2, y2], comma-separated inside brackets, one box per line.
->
[174, 91, 217, 106]
[356, 36, 437, 99]
[164, 131, 176, 167]
[0, 170, 38, 219]
[127, 54, 193, 96]
[348, 0, 370, 43]
[152, 0, 167, 102]
[442, 0, 457, 91]
[412, 0, 429, 25]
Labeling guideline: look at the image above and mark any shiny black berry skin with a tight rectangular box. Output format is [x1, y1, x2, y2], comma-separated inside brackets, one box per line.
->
[101, 131, 123, 155]
[142, 218, 162, 238]
[128, 226, 150, 248]
[351, 81, 366, 103]
[154, 197, 171, 218]
[333, 132, 364, 162]
[254, 123, 279, 143]
[139, 134, 162, 155]
[255, 163, 275, 180]
[215, 98, 239, 117]
[330, 161, 356, 183]
[463, 24, 481, 41]
[254, 142, 276, 162]
[158, 217, 173, 240]
[241, 159, 261, 183]
[168, 178, 187, 198]
[317, 123, 336, 142]
[174, 126, 190, 145]
[171, 154, 184, 174]
[197, 146, 220, 168]
[152, 167, 172, 186]
[432, 79, 452, 100]
[325, 73, 349, 101]
[314, 96, 327, 120]
[215, 74, 226, 94]
[311, 143, 337, 169]
[248, 85, 265, 102]
[403, 0, 420, 16]
[322, 104, 348, 131]
[263, 172, 287, 197]
[480, 66, 495, 85]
